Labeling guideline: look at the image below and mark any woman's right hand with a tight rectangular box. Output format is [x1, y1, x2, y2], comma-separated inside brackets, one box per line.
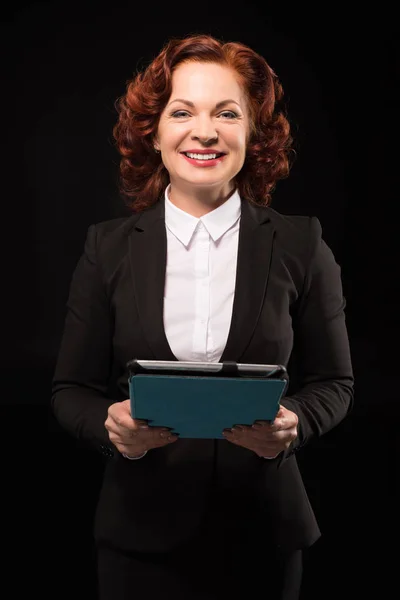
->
[105, 399, 179, 458]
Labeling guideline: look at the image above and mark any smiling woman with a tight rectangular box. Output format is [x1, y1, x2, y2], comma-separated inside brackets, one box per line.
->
[52, 32, 353, 600]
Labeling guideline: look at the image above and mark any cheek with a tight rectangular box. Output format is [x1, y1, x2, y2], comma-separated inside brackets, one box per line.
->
[232, 132, 247, 153]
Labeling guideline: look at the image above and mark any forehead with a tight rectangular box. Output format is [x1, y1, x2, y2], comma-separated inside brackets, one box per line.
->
[170, 61, 244, 101]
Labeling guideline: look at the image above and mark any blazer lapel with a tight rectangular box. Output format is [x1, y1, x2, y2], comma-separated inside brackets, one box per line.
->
[128, 200, 177, 361]
[220, 200, 275, 362]
[128, 196, 275, 363]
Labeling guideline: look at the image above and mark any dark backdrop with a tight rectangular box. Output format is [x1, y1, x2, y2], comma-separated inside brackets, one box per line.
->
[2, 2, 398, 598]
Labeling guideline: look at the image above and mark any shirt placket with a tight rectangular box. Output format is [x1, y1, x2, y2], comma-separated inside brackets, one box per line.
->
[192, 222, 210, 360]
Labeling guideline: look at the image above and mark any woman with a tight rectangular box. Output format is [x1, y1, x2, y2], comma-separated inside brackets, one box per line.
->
[51, 33, 354, 600]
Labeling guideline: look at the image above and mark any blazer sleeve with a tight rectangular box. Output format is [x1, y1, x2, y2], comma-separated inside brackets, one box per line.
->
[51, 224, 115, 454]
[281, 216, 354, 454]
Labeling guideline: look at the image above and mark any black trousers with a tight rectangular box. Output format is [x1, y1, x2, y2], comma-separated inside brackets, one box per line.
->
[96, 527, 303, 600]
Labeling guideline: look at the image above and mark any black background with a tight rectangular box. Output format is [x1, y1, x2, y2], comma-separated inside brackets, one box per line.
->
[2, 2, 398, 598]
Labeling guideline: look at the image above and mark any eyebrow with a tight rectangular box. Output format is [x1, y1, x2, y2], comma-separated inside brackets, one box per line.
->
[167, 98, 241, 109]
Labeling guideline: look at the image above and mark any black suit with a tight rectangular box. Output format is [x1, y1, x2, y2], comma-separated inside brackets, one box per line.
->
[51, 197, 353, 594]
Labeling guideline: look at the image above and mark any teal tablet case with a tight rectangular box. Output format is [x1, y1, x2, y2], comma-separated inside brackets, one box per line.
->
[128, 374, 287, 439]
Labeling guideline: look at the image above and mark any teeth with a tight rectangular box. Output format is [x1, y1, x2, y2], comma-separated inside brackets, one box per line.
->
[185, 152, 219, 160]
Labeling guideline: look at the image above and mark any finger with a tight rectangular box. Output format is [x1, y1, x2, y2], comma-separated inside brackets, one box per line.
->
[222, 430, 245, 445]
[252, 413, 287, 431]
[108, 423, 175, 443]
[252, 418, 284, 431]
[125, 425, 177, 448]
[149, 425, 176, 433]
[252, 421, 284, 436]
[113, 431, 178, 454]
[144, 434, 179, 450]
[105, 420, 142, 439]
[108, 428, 147, 446]
[152, 429, 179, 444]
[253, 420, 273, 426]
[132, 419, 150, 428]
[107, 414, 152, 435]
[106, 412, 137, 433]
[107, 401, 148, 427]
[223, 426, 254, 440]
[225, 425, 253, 438]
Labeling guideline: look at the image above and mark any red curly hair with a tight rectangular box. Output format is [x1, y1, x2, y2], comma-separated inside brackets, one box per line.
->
[113, 33, 294, 212]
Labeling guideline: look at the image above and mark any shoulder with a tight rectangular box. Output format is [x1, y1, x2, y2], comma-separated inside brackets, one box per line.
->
[92, 214, 140, 240]
[89, 212, 143, 249]
[262, 206, 341, 285]
[262, 206, 322, 258]
[82, 214, 140, 269]
[265, 206, 321, 238]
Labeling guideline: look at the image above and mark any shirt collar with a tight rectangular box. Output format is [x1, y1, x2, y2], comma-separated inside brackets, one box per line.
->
[164, 183, 241, 247]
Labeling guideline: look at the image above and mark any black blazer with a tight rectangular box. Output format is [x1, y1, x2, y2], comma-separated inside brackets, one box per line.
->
[51, 197, 354, 554]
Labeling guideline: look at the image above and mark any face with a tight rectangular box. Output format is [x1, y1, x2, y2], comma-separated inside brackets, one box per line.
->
[154, 61, 250, 197]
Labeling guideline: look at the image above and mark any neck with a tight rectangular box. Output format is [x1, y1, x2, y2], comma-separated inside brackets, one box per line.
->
[168, 183, 236, 218]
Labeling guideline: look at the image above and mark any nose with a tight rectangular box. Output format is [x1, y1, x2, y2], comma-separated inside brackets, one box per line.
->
[191, 116, 218, 145]
[191, 132, 219, 147]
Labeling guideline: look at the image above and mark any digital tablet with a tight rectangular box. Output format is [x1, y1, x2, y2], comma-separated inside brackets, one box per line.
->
[126, 359, 288, 439]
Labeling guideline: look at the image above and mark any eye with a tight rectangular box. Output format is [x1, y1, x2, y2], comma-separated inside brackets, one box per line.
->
[219, 111, 238, 119]
[170, 110, 238, 119]
[171, 110, 190, 118]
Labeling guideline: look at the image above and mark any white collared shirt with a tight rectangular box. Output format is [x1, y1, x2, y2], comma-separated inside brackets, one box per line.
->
[163, 183, 241, 362]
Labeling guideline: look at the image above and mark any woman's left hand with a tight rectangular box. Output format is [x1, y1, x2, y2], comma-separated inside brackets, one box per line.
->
[222, 405, 298, 458]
